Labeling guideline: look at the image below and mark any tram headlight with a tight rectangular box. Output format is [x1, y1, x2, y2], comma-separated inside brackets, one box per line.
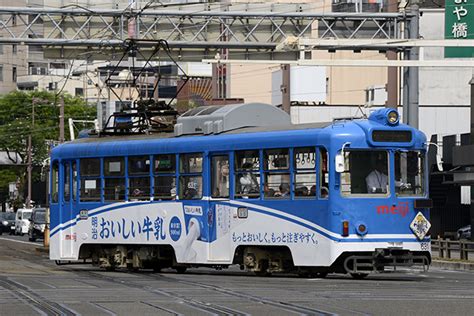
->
[356, 222, 368, 236]
[387, 110, 399, 125]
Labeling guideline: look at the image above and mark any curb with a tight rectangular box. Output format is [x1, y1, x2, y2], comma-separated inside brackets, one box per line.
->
[35, 246, 49, 254]
[431, 259, 474, 271]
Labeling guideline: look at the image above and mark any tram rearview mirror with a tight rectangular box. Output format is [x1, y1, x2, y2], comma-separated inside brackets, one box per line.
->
[436, 154, 443, 172]
[335, 154, 344, 173]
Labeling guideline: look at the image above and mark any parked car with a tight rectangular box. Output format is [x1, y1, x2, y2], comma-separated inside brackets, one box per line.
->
[0, 212, 15, 235]
[457, 224, 471, 240]
[28, 208, 46, 242]
[15, 208, 32, 236]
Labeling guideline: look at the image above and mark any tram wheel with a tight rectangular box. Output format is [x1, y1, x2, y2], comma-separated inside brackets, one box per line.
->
[175, 266, 187, 274]
[350, 273, 368, 279]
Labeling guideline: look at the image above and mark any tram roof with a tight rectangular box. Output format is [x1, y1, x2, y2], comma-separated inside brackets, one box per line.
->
[71, 122, 333, 144]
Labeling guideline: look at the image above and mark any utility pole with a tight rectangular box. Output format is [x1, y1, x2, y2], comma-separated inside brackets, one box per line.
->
[26, 98, 37, 209]
[281, 64, 291, 114]
[407, 3, 420, 128]
[385, 0, 398, 109]
[59, 96, 65, 143]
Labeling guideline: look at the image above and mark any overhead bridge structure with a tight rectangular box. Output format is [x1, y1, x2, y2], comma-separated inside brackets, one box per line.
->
[0, 6, 415, 61]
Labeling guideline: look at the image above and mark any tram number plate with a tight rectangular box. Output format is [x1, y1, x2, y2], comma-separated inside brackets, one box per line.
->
[420, 242, 430, 251]
[237, 207, 248, 219]
[79, 209, 89, 220]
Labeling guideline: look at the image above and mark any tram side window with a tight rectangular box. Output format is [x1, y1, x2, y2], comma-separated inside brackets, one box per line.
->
[179, 153, 202, 199]
[64, 162, 70, 201]
[294, 147, 316, 198]
[234, 150, 260, 199]
[72, 162, 77, 201]
[80, 159, 101, 202]
[319, 148, 329, 198]
[128, 156, 151, 200]
[211, 156, 230, 198]
[155, 154, 176, 200]
[104, 157, 125, 201]
[340, 150, 389, 196]
[264, 149, 290, 199]
[395, 151, 425, 196]
[51, 162, 59, 203]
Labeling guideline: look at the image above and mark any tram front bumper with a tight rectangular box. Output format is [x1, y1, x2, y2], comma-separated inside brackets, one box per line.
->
[343, 248, 431, 274]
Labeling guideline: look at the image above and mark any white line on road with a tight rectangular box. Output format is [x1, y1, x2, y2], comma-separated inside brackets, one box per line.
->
[0, 237, 41, 246]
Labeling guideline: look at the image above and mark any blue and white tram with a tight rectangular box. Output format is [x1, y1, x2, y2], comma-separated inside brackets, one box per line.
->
[49, 106, 431, 277]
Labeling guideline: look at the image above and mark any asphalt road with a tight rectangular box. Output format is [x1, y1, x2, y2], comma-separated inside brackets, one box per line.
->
[0, 235, 473, 316]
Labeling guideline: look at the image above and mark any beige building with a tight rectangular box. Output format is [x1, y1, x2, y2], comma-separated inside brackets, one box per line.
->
[228, 0, 388, 106]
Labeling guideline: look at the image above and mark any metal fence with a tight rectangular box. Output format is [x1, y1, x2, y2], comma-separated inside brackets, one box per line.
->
[431, 239, 474, 261]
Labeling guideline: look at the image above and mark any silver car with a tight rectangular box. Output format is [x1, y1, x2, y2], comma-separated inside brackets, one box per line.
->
[457, 225, 471, 240]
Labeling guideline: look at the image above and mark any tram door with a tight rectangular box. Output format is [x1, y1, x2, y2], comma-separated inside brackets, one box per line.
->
[208, 154, 232, 262]
[59, 161, 76, 258]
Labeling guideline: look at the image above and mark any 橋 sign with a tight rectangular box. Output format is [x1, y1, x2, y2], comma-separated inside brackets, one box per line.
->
[445, 0, 474, 57]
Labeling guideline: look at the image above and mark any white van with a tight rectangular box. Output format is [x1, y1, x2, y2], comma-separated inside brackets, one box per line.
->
[15, 209, 32, 235]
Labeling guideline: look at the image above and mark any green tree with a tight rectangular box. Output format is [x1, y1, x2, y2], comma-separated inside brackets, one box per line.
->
[0, 90, 96, 203]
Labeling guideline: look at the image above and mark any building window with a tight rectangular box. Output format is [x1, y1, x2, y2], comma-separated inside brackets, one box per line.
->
[12, 66, 17, 82]
[0, 44, 3, 54]
[0, 65, 3, 82]
[75, 88, 84, 96]
[12, 45, 17, 54]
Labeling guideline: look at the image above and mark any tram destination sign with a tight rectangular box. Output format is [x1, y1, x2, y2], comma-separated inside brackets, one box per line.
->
[372, 130, 412, 143]
[445, 0, 474, 58]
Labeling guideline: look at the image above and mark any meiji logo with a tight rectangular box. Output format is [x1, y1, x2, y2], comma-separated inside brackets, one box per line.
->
[376, 202, 409, 217]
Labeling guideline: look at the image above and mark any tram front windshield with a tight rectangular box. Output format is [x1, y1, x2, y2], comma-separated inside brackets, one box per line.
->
[340, 150, 425, 197]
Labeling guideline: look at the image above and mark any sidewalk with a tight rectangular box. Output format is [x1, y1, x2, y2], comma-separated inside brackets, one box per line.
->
[431, 258, 474, 271]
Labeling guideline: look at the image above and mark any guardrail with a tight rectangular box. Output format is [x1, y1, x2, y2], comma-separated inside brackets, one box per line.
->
[431, 239, 474, 261]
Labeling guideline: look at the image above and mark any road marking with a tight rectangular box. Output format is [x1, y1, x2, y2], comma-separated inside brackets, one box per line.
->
[0, 237, 40, 246]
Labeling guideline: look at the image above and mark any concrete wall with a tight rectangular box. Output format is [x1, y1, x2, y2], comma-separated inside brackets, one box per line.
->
[419, 9, 473, 107]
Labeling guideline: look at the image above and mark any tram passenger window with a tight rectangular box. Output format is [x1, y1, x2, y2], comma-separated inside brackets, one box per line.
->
[104, 157, 125, 201]
[72, 162, 77, 201]
[129, 156, 150, 175]
[64, 163, 70, 201]
[80, 159, 101, 202]
[294, 147, 316, 198]
[128, 156, 151, 200]
[51, 162, 59, 203]
[395, 151, 425, 196]
[179, 153, 202, 199]
[80, 158, 100, 177]
[340, 151, 389, 196]
[211, 156, 229, 198]
[235, 150, 260, 199]
[319, 148, 329, 198]
[104, 157, 124, 176]
[264, 149, 290, 199]
[155, 154, 176, 200]
[180, 153, 202, 173]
